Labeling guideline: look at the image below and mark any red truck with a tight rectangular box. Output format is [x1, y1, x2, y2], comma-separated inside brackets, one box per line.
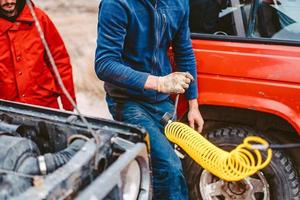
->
[177, 0, 300, 199]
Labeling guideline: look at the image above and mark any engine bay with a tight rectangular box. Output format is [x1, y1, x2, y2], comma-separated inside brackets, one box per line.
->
[0, 100, 148, 200]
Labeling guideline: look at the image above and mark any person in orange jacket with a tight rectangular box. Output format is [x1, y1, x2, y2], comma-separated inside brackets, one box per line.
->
[0, 0, 76, 111]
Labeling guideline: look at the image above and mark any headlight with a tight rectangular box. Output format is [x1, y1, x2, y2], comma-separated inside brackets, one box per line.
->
[122, 160, 141, 200]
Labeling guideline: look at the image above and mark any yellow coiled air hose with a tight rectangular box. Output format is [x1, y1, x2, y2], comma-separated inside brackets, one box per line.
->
[165, 122, 273, 182]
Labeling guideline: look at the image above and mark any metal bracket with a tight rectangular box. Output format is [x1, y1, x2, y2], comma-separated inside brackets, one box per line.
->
[38, 156, 47, 175]
[111, 137, 135, 151]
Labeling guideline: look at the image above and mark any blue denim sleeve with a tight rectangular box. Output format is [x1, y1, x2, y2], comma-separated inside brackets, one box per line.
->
[172, 3, 198, 100]
[95, 1, 149, 91]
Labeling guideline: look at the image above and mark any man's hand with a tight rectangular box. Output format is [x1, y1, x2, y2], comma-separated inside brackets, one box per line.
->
[187, 99, 204, 133]
[158, 72, 194, 94]
[144, 72, 194, 94]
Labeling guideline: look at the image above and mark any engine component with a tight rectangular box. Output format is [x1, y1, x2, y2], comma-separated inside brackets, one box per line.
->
[0, 121, 21, 136]
[0, 99, 151, 200]
[0, 135, 40, 172]
[0, 135, 85, 199]
[0, 136, 40, 199]
[41, 139, 85, 174]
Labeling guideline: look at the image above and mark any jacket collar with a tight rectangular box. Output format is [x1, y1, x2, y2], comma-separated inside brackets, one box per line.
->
[0, 2, 34, 35]
[16, 1, 35, 23]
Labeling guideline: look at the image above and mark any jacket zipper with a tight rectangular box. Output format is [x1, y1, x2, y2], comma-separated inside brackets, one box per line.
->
[154, 0, 159, 101]
[154, 1, 168, 101]
[159, 13, 167, 45]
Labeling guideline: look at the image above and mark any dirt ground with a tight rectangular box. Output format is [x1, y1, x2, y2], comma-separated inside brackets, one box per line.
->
[34, 0, 111, 119]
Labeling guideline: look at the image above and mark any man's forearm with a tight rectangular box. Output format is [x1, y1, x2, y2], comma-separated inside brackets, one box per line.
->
[187, 98, 204, 132]
[188, 99, 199, 110]
[172, 6, 198, 100]
[144, 75, 158, 90]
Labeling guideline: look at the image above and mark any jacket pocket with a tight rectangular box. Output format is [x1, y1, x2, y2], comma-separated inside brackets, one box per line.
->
[31, 70, 59, 98]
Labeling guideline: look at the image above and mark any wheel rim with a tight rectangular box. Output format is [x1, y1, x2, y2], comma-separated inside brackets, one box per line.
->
[199, 170, 270, 200]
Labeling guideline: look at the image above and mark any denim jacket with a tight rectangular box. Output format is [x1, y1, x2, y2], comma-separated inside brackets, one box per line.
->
[95, 0, 197, 102]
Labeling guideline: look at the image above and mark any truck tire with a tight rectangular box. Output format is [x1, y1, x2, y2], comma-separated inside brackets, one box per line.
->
[183, 127, 300, 200]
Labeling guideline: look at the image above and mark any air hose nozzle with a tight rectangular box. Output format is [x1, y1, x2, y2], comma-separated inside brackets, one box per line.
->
[160, 112, 173, 126]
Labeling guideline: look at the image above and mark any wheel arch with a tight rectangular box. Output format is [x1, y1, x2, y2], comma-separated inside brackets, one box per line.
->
[178, 102, 300, 146]
[178, 94, 300, 136]
[199, 105, 297, 134]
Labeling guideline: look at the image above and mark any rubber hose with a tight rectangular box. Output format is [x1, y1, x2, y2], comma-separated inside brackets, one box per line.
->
[0, 139, 85, 199]
[42, 139, 86, 173]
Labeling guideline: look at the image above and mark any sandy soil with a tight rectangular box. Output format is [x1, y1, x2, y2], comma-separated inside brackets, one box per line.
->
[34, 0, 112, 119]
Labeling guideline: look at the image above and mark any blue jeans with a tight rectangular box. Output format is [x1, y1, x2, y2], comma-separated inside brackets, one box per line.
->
[106, 96, 188, 200]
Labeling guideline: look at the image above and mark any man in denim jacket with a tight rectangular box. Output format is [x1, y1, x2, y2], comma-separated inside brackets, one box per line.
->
[95, 0, 204, 199]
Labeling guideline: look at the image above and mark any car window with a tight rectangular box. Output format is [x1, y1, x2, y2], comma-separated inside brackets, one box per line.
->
[189, 0, 300, 42]
[253, 0, 300, 41]
[189, 0, 252, 37]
